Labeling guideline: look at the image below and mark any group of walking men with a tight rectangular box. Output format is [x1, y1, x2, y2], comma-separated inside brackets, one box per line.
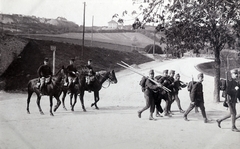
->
[138, 69, 189, 120]
[138, 68, 240, 132]
[36, 57, 95, 95]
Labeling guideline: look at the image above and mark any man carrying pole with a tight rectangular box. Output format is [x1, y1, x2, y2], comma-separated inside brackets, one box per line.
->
[138, 69, 163, 120]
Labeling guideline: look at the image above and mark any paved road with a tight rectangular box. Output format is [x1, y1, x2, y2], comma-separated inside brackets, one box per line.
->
[0, 57, 239, 149]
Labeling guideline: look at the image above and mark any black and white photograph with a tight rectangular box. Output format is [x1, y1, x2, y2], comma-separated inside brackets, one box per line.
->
[0, 0, 240, 149]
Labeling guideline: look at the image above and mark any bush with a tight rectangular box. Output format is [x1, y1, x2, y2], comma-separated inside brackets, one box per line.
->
[144, 44, 163, 54]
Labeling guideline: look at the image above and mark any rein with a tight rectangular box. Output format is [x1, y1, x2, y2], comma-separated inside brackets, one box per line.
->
[97, 71, 112, 89]
[102, 80, 111, 89]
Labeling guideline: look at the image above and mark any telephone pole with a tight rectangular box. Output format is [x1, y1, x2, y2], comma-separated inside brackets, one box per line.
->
[82, 2, 86, 57]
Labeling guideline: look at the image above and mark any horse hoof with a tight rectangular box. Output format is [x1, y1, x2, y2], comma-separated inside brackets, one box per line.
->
[83, 109, 87, 112]
[96, 107, 99, 110]
[50, 113, 54, 116]
[71, 109, 74, 112]
[91, 104, 94, 107]
[27, 111, 30, 114]
[63, 107, 67, 111]
[40, 112, 44, 115]
[53, 108, 57, 112]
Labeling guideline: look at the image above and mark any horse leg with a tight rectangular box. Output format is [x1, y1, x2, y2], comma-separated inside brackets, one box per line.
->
[54, 95, 61, 112]
[62, 90, 67, 110]
[36, 94, 44, 115]
[79, 91, 86, 112]
[70, 93, 75, 111]
[91, 91, 100, 110]
[27, 90, 33, 114]
[71, 93, 78, 111]
[49, 96, 54, 116]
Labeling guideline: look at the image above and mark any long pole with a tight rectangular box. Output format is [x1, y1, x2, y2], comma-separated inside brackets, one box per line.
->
[50, 46, 56, 75]
[91, 15, 94, 46]
[153, 32, 156, 55]
[82, 2, 86, 57]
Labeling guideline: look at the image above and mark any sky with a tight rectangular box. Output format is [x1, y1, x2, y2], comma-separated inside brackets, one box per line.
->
[0, 0, 141, 26]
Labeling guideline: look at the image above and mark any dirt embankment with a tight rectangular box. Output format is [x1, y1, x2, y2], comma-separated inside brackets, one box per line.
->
[0, 34, 28, 75]
[0, 35, 153, 91]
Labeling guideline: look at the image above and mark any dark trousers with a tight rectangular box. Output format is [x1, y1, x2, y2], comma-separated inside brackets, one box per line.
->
[218, 101, 237, 128]
[155, 98, 163, 113]
[184, 102, 207, 119]
[139, 89, 155, 114]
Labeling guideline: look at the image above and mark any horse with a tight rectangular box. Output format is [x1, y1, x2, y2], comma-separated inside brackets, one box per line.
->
[61, 76, 80, 111]
[26, 67, 66, 116]
[70, 70, 118, 111]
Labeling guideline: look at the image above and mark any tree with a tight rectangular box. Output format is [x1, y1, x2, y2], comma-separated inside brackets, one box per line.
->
[117, 0, 240, 102]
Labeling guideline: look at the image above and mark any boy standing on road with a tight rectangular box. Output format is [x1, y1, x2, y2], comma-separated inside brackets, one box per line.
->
[183, 73, 208, 123]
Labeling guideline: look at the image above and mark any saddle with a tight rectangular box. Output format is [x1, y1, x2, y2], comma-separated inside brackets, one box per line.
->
[39, 77, 52, 95]
[86, 75, 95, 85]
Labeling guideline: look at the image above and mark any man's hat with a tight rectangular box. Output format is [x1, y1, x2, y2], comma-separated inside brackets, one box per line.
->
[149, 69, 154, 74]
[197, 73, 204, 78]
[230, 69, 238, 74]
[175, 73, 180, 77]
[163, 69, 168, 74]
[169, 70, 175, 74]
[88, 59, 92, 62]
[70, 58, 75, 62]
[44, 58, 49, 62]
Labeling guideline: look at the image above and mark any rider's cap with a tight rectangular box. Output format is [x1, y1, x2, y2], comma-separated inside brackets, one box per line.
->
[70, 58, 75, 62]
[88, 59, 92, 62]
[149, 69, 154, 74]
[163, 69, 168, 74]
[44, 58, 49, 62]
[169, 70, 175, 74]
[197, 73, 204, 78]
[175, 73, 180, 77]
[230, 69, 238, 74]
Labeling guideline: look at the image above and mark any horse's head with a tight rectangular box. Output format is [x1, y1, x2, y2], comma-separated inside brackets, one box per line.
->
[108, 70, 118, 84]
[53, 66, 67, 83]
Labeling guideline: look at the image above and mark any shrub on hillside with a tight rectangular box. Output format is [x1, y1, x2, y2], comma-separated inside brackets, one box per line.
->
[144, 44, 163, 54]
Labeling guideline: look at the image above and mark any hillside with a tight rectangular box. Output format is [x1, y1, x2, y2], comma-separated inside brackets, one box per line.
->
[0, 36, 153, 91]
[0, 14, 80, 34]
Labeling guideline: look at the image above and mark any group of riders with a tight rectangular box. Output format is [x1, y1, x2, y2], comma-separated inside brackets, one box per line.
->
[138, 68, 240, 132]
[36, 57, 95, 96]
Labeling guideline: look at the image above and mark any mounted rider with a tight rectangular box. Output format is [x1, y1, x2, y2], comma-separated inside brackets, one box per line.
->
[37, 58, 53, 95]
[64, 58, 78, 87]
[85, 59, 96, 86]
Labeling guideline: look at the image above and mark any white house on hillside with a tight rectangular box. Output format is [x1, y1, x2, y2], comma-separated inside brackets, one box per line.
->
[108, 20, 118, 29]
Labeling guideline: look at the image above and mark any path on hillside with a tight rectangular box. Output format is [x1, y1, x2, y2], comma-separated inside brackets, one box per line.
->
[0, 57, 239, 149]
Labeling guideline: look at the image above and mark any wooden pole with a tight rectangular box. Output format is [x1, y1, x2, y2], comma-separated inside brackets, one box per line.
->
[91, 15, 94, 46]
[82, 2, 86, 57]
[50, 46, 56, 75]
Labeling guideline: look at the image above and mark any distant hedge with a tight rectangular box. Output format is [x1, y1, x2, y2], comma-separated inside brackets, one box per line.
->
[144, 44, 163, 54]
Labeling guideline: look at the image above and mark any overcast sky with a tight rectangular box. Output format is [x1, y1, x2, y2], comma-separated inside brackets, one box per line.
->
[0, 0, 141, 26]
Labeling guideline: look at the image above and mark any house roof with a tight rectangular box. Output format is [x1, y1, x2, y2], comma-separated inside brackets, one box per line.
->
[108, 20, 118, 24]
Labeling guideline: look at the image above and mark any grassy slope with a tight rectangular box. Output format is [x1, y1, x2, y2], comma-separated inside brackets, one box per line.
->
[0, 38, 153, 91]
[27, 32, 155, 48]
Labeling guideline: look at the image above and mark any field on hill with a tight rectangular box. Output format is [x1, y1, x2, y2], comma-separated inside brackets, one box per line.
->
[22, 32, 166, 51]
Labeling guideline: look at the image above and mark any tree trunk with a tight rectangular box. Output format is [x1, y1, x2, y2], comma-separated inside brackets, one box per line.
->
[213, 47, 220, 102]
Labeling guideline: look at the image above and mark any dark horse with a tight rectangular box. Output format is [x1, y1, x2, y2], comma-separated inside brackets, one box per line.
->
[69, 70, 118, 111]
[26, 67, 65, 116]
[61, 77, 80, 111]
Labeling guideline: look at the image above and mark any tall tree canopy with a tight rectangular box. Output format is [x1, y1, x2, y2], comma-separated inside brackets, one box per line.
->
[115, 0, 240, 102]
